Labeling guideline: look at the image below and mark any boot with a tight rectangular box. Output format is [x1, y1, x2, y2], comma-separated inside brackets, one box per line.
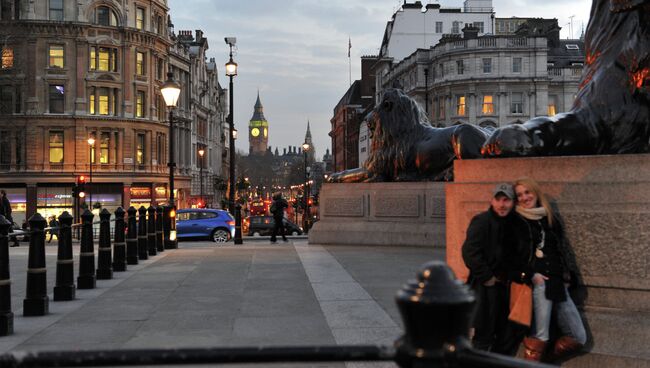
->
[523, 337, 547, 361]
[548, 336, 583, 362]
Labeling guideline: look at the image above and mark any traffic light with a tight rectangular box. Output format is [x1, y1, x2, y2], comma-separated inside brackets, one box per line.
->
[76, 175, 86, 198]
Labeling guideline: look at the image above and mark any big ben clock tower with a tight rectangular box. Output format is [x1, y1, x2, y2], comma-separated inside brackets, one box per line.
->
[249, 92, 269, 155]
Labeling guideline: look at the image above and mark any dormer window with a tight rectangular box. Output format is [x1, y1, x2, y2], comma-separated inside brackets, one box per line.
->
[96, 6, 118, 27]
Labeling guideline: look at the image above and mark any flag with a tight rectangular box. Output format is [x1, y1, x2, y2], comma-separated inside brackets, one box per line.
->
[348, 37, 351, 58]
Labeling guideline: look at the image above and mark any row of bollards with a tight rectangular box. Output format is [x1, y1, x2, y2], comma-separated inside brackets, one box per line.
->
[0, 205, 177, 337]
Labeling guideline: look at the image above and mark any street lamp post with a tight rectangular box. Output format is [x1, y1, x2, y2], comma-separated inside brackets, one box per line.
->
[225, 37, 242, 245]
[87, 137, 95, 210]
[161, 71, 181, 249]
[198, 148, 205, 207]
[302, 142, 310, 234]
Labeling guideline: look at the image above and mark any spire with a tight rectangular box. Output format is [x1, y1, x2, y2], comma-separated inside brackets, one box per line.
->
[250, 90, 266, 121]
[304, 120, 313, 143]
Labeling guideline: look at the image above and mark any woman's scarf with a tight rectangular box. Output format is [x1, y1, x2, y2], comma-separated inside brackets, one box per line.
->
[516, 206, 547, 220]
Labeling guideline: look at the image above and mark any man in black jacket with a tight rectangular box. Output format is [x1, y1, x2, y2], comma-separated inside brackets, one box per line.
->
[270, 193, 289, 244]
[462, 183, 516, 354]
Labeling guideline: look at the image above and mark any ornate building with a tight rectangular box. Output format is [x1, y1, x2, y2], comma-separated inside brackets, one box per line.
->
[248, 92, 268, 155]
[0, 1, 227, 223]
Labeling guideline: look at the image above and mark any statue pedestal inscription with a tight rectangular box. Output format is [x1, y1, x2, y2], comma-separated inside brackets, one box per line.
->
[309, 182, 445, 248]
[446, 154, 650, 367]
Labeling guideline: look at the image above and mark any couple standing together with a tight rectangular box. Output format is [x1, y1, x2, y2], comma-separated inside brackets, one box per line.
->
[462, 178, 587, 363]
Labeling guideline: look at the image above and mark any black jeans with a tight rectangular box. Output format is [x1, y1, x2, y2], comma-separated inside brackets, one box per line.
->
[471, 282, 524, 355]
[270, 217, 287, 242]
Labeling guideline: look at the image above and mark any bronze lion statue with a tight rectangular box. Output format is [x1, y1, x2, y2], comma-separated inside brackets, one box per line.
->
[483, 0, 650, 157]
[328, 89, 491, 182]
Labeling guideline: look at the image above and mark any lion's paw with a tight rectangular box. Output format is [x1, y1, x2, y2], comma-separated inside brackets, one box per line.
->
[481, 124, 537, 157]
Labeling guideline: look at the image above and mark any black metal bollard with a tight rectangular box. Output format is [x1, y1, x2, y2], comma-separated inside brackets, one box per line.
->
[0, 215, 13, 335]
[155, 206, 164, 253]
[137, 206, 148, 260]
[394, 261, 475, 368]
[53, 211, 75, 301]
[126, 207, 138, 265]
[147, 206, 157, 256]
[96, 209, 113, 280]
[234, 204, 243, 244]
[23, 213, 49, 316]
[112, 207, 127, 272]
[163, 205, 177, 249]
[77, 209, 96, 289]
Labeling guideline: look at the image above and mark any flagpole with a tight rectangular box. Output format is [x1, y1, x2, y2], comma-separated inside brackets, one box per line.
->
[348, 37, 352, 86]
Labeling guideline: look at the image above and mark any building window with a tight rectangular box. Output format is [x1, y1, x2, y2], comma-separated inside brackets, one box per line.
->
[49, 45, 64, 68]
[452, 21, 461, 34]
[136, 133, 145, 165]
[136, 91, 145, 118]
[157, 58, 164, 80]
[513, 57, 522, 73]
[1, 46, 13, 69]
[456, 60, 464, 75]
[548, 95, 557, 116]
[438, 98, 445, 119]
[136, 7, 145, 30]
[473, 22, 484, 33]
[90, 47, 117, 72]
[0, 85, 12, 114]
[100, 132, 110, 164]
[49, 85, 65, 113]
[482, 58, 491, 73]
[98, 87, 109, 115]
[95, 6, 118, 26]
[49, 0, 63, 20]
[482, 95, 494, 115]
[456, 95, 466, 116]
[136, 51, 145, 75]
[49, 130, 64, 164]
[435, 21, 443, 33]
[157, 134, 164, 165]
[511, 92, 523, 114]
[89, 93, 95, 114]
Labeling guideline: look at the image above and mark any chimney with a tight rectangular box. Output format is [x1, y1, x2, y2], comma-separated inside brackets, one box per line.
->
[195, 29, 203, 40]
[283, 148, 287, 155]
[462, 24, 479, 39]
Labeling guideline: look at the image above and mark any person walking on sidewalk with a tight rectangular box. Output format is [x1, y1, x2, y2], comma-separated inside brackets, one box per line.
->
[1, 189, 19, 247]
[270, 192, 288, 244]
[462, 183, 522, 355]
[47, 215, 60, 243]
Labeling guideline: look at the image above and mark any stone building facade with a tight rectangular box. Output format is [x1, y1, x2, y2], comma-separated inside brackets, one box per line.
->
[0, 1, 227, 223]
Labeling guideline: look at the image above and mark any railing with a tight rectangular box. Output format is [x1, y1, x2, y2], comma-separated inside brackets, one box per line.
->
[0, 210, 554, 368]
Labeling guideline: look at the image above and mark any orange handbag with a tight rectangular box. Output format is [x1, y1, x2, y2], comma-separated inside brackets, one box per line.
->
[509, 282, 533, 327]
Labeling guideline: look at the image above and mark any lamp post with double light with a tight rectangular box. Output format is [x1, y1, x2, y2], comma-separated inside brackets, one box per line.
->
[198, 148, 205, 208]
[87, 137, 95, 210]
[225, 37, 242, 244]
[161, 71, 181, 248]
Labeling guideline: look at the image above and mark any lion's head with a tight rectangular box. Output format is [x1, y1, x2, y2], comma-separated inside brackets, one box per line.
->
[365, 89, 432, 179]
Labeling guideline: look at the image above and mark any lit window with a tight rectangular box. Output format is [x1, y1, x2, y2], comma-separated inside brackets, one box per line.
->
[136, 7, 145, 30]
[482, 95, 494, 114]
[49, 131, 64, 164]
[136, 134, 145, 164]
[136, 91, 144, 117]
[456, 95, 466, 116]
[100, 132, 110, 164]
[49, 45, 64, 68]
[98, 87, 109, 115]
[49, 85, 65, 113]
[49, 0, 63, 21]
[1, 47, 13, 69]
[89, 93, 95, 114]
[511, 92, 523, 114]
[548, 95, 557, 116]
[136, 52, 145, 75]
[513, 57, 522, 73]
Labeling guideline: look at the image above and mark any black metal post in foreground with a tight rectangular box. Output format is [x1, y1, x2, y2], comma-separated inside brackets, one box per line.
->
[23, 213, 49, 316]
[137, 206, 148, 260]
[227, 75, 235, 215]
[53, 211, 75, 301]
[155, 206, 164, 253]
[234, 204, 243, 244]
[77, 210, 96, 289]
[126, 207, 138, 265]
[0, 215, 13, 335]
[96, 209, 113, 280]
[112, 207, 127, 272]
[147, 206, 157, 256]
[163, 205, 177, 249]
[0, 261, 551, 368]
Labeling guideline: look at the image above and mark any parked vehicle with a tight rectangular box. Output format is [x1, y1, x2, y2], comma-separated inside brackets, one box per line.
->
[247, 215, 303, 236]
[176, 209, 235, 243]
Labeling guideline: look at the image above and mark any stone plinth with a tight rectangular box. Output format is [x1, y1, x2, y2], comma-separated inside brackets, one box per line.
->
[309, 182, 445, 248]
[446, 154, 650, 367]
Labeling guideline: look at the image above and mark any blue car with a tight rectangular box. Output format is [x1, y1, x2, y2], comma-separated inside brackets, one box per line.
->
[176, 208, 235, 243]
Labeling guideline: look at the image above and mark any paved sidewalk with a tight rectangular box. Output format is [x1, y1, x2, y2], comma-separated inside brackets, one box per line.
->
[2, 240, 442, 361]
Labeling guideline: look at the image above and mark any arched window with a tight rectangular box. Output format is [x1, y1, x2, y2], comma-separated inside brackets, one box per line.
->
[95, 6, 117, 26]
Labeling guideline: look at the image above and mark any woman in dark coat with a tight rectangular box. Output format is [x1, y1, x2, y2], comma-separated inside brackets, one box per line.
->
[507, 178, 586, 362]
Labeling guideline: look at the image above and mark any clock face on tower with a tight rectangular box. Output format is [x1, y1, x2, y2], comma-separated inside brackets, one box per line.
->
[251, 127, 260, 137]
[263, 128, 268, 137]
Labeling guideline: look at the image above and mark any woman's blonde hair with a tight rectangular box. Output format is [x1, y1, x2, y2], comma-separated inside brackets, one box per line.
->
[514, 177, 554, 226]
